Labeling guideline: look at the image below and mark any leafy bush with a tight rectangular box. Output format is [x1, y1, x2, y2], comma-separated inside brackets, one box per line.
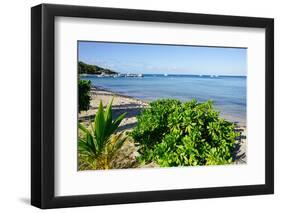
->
[131, 99, 239, 167]
[78, 99, 127, 170]
[131, 99, 181, 149]
[78, 80, 91, 112]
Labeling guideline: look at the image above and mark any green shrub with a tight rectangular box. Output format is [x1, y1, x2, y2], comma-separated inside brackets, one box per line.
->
[131, 99, 239, 167]
[78, 80, 91, 112]
[131, 99, 181, 149]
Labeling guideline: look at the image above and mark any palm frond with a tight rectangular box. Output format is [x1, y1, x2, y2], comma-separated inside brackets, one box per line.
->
[78, 99, 127, 168]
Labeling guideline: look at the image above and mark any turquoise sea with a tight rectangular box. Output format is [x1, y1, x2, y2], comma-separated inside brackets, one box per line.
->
[81, 74, 246, 125]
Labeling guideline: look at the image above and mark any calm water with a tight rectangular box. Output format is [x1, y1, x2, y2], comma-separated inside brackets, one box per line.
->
[81, 74, 246, 125]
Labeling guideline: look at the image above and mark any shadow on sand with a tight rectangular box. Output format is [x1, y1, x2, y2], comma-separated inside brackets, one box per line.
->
[232, 127, 247, 164]
[79, 102, 144, 132]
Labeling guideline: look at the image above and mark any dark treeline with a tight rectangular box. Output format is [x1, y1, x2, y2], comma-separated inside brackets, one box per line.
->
[78, 61, 118, 75]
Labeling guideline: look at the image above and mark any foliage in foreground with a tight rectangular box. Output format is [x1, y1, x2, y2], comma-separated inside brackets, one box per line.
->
[79, 132, 133, 170]
[78, 79, 91, 112]
[78, 99, 127, 170]
[131, 99, 239, 167]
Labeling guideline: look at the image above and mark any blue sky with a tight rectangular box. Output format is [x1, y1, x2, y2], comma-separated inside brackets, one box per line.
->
[78, 41, 247, 76]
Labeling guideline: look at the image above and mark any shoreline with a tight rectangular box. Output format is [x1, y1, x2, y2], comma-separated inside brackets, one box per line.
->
[79, 85, 148, 132]
[79, 85, 247, 164]
[82, 85, 246, 127]
[91, 85, 149, 104]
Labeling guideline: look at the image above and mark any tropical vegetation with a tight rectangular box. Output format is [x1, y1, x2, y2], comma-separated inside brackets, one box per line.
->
[131, 99, 239, 166]
[78, 98, 240, 170]
[78, 79, 91, 112]
[78, 99, 128, 170]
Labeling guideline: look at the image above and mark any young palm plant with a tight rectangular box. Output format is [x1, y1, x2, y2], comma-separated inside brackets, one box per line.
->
[78, 99, 127, 169]
[95, 132, 129, 169]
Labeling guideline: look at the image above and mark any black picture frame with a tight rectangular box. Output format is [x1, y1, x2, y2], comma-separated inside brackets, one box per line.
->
[31, 3, 274, 209]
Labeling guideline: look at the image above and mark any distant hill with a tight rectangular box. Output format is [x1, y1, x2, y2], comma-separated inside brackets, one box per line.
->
[78, 61, 118, 75]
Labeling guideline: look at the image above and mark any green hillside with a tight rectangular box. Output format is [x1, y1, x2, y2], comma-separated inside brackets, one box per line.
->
[78, 61, 118, 75]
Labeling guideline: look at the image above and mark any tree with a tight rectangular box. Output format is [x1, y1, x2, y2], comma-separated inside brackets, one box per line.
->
[78, 80, 91, 112]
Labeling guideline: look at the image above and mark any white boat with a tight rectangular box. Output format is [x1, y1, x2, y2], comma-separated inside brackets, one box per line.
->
[98, 72, 119, 77]
[126, 73, 143, 77]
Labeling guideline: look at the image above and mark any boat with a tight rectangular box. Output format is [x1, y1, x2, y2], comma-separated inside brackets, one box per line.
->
[126, 73, 143, 77]
[98, 72, 118, 77]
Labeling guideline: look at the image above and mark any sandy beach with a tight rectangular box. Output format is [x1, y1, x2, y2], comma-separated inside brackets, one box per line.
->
[79, 86, 247, 164]
[79, 86, 148, 132]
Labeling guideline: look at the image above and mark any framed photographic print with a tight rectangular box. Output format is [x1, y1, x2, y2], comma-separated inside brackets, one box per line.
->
[31, 3, 274, 209]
